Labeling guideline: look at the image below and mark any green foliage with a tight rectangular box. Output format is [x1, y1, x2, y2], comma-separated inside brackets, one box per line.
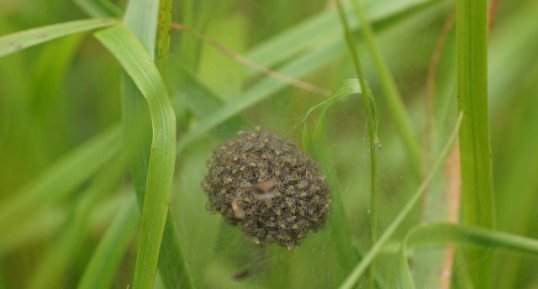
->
[1, 0, 537, 288]
[456, 0, 495, 287]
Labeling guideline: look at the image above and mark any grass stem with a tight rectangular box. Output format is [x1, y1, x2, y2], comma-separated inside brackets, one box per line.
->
[335, 1, 379, 287]
[351, 0, 422, 180]
[456, 0, 495, 286]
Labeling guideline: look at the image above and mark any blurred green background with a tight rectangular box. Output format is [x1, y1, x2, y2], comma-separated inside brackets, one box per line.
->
[1, 0, 537, 288]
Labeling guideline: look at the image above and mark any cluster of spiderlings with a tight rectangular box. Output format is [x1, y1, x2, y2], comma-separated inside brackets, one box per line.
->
[202, 128, 331, 248]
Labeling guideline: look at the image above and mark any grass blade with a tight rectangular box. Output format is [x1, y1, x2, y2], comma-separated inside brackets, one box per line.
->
[302, 79, 363, 273]
[26, 157, 125, 289]
[73, 0, 122, 17]
[335, 1, 380, 287]
[0, 18, 117, 58]
[120, 0, 194, 287]
[350, 0, 421, 179]
[246, 0, 437, 78]
[0, 128, 120, 232]
[456, 0, 495, 287]
[96, 25, 177, 289]
[78, 194, 139, 289]
[398, 223, 538, 289]
[338, 113, 462, 289]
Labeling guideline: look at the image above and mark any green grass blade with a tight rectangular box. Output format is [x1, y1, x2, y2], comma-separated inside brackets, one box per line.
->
[0, 128, 120, 232]
[124, 0, 159, 59]
[0, 193, 128, 257]
[26, 157, 125, 289]
[0, 18, 117, 58]
[302, 79, 363, 273]
[119, 0, 194, 288]
[335, 2, 380, 286]
[96, 25, 177, 289]
[78, 194, 139, 289]
[245, 0, 437, 78]
[350, 0, 421, 180]
[338, 113, 462, 289]
[73, 0, 122, 17]
[398, 223, 538, 289]
[156, 0, 173, 67]
[407, 224, 538, 255]
[457, 0, 494, 287]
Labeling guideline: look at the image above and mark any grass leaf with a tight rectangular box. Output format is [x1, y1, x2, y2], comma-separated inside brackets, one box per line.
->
[302, 79, 363, 273]
[0, 18, 118, 58]
[0, 128, 120, 233]
[457, 0, 495, 287]
[26, 157, 125, 289]
[78, 194, 140, 289]
[119, 0, 194, 288]
[351, 0, 421, 179]
[73, 0, 122, 17]
[398, 223, 538, 289]
[246, 0, 437, 78]
[335, 2, 380, 286]
[96, 25, 177, 289]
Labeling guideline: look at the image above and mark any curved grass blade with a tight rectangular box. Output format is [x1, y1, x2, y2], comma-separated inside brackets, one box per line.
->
[0, 18, 118, 58]
[335, 2, 380, 286]
[350, 0, 421, 180]
[398, 223, 538, 289]
[0, 128, 120, 233]
[78, 194, 139, 289]
[119, 0, 193, 287]
[96, 25, 177, 289]
[302, 79, 362, 273]
[338, 113, 463, 289]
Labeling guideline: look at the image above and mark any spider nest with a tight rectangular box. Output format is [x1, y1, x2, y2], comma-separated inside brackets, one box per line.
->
[202, 128, 331, 249]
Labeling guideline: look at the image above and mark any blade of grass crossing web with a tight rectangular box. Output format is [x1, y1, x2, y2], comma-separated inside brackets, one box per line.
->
[335, 1, 380, 287]
[78, 194, 139, 289]
[397, 223, 538, 289]
[26, 157, 125, 289]
[456, 0, 495, 287]
[95, 25, 177, 289]
[351, 0, 421, 180]
[338, 114, 462, 289]
[0, 18, 117, 58]
[302, 79, 363, 274]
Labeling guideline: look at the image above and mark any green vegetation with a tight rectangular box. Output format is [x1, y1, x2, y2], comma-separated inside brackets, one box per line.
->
[1, 0, 537, 288]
